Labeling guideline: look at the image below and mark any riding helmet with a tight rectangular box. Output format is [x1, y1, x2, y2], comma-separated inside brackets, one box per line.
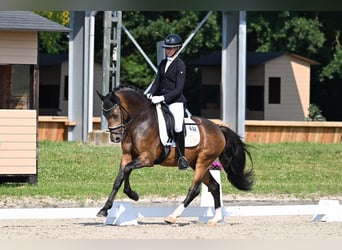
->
[162, 34, 183, 48]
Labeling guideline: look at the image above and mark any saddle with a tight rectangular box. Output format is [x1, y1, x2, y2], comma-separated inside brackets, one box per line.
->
[155, 103, 200, 147]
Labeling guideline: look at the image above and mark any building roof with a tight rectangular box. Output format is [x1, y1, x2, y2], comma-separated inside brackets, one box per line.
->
[190, 51, 319, 67]
[0, 11, 70, 32]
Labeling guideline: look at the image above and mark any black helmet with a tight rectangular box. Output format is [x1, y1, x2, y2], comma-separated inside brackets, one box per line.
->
[162, 34, 182, 48]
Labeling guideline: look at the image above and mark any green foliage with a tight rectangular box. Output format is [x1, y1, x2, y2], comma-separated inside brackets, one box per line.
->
[37, 11, 342, 84]
[121, 11, 221, 88]
[248, 11, 325, 56]
[275, 16, 325, 55]
[320, 31, 342, 80]
[35, 11, 342, 119]
[121, 55, 155, 88]
[305, 104, 326, 121]
[34, 11, 70, 54]
[247, 13, 274, 52]
[37, 11, 342, 101]
[0, 141, 341, 201]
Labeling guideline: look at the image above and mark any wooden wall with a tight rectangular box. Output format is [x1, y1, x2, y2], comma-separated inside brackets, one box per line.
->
[0, 110, 37, 178]
[37, 116, 342, 144]
[38, 116, 100, 141]
[245, 120, 342, 143]
[0, 31, 37, 64]
[38, 116, 76, 141]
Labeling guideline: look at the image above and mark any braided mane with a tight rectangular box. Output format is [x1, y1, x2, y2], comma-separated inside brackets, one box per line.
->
[113, 83, 144, 94]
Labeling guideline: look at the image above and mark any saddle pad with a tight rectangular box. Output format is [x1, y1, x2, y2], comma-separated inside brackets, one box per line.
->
[156, 104, 200, 147]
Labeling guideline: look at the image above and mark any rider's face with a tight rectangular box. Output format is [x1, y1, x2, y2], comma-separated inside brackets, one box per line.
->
[165, 47, 178, 57]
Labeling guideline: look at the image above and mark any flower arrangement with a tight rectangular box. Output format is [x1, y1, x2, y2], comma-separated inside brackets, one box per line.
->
[210, 161, 223, 171]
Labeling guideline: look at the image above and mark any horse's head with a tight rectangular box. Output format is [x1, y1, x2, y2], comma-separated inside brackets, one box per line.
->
[97, 90, 126, 143]
[97, 86, 150, 143]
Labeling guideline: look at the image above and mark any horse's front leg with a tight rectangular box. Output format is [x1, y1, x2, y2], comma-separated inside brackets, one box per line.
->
[123, 163, 139, 201]
[97, 165, 125, 217]
[122, 153, 154, 201]
[97, 158, 149, 217]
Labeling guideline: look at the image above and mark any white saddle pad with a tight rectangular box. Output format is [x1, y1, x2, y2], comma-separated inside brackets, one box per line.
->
[155, 103, 200, 147]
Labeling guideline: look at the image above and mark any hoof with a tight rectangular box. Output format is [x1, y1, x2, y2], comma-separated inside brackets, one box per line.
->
[127, 191, 139, 201]
[164, 216, 176, 224]
[96, 209, 108, 217]
[207, 220, 218, 226]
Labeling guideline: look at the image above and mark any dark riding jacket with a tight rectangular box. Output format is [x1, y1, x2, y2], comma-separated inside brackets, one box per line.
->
[148, 56, 187, 105]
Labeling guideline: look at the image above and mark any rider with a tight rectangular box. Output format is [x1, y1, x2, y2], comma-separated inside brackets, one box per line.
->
[146, 34, 189, 170]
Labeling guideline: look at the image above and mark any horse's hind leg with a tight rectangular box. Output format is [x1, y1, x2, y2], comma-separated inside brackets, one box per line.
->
[164, 170, 203, 224]
[164, 183, 201, 224]
[164, 170, 223, 225]
[202, 172, 223, 225]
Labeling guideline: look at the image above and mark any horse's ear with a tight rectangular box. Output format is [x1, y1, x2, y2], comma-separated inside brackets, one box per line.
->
[96, 90, 105, 101]
[110, 92, 120, 104]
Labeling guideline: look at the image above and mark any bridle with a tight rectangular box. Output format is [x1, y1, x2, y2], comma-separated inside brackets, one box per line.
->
[102, 100, 152, 135]
[102, 103, 130, 134]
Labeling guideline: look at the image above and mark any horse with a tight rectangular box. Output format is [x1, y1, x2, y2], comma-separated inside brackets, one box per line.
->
[96, 85, 254, 225]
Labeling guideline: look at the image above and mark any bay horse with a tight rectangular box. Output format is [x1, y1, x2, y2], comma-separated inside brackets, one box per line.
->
[96, 85, 254, 225]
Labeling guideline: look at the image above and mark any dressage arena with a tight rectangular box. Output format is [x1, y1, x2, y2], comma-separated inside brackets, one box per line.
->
[0, 195, 342, 239]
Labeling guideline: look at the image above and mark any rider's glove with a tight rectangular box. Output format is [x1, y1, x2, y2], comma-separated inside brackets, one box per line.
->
[151, 95, 165, 104]
[146, 93, 152, 99]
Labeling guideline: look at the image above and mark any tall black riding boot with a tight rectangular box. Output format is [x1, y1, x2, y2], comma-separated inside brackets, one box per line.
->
[175, 131, 189, 170]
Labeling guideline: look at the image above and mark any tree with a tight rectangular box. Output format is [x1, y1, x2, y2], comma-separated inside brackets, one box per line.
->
[119, 11, 221, 114]
[34, 11, 70, 53]
[120, 11, 221, 89]
[247, 11, 325, 56]
[314, 12, 342, 81]
[38, 11, 342, 85]
[320, 31, 342, 80]
[39, 11, 342, 120]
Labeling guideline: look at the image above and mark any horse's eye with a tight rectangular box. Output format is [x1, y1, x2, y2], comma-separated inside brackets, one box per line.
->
[112, 113, 119, 119]
[103, 111, 111, 119]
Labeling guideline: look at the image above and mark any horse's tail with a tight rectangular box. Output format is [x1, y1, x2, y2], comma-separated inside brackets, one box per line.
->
[218, 126, 254, 191]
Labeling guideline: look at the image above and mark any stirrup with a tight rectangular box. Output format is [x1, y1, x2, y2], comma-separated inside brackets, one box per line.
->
[178, 156, 189, 170]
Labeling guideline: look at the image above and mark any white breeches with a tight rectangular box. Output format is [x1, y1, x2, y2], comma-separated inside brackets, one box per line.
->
[167, 102, 184, 132]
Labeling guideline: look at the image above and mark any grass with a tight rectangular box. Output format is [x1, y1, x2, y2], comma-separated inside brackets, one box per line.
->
[248, 142, 342, 197]
[0, 141, 341, 201]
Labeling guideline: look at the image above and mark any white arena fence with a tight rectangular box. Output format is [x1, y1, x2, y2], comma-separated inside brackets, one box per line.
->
[0, 170, 341, 224]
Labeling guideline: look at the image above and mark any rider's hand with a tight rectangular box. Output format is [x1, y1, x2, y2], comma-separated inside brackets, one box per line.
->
[151, 95, 165, 104]
[146, 93, 152, 99]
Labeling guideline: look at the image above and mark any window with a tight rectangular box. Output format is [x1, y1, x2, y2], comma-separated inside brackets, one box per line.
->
[268, 77, 281, 104]
[11, 65, 30, 96]
[247, 86, 264, 111]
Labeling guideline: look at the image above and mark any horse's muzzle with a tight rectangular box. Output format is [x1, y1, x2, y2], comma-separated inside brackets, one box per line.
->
[110, 132, 122, 143]
[107, 125, 124, 143]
